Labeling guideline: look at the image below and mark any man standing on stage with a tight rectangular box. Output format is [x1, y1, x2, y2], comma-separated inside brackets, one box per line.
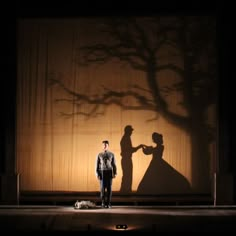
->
[95, 140, 117, 208]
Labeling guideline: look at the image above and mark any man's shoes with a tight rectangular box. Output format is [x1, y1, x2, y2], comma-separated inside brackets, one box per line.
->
[107, 204, 112, 209]
[101, 203, 105, 208]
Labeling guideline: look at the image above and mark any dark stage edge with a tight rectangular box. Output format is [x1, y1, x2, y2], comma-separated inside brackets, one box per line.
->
[0, 205, 236, 233]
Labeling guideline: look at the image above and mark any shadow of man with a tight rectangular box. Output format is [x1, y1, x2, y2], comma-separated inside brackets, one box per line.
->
[120, 125, 143, 193]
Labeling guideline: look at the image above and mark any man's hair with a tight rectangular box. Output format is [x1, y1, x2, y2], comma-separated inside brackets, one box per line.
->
[102, 140, 109, 145]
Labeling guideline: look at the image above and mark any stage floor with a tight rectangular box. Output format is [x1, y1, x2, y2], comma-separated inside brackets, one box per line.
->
[1, 205, 236, 232]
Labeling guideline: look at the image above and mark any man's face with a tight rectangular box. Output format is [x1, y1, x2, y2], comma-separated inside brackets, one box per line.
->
[103, 142, 109, 151]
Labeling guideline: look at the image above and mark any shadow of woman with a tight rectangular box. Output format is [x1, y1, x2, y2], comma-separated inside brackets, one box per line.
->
[136, 132, 192, 194]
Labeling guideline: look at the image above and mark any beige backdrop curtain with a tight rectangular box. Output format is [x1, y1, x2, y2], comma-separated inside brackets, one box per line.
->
[16, 18, 217, 194]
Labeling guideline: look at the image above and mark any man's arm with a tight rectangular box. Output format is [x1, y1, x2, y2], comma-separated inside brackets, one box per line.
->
[112, 154, 117, 177]
[95, 155, 101, 179]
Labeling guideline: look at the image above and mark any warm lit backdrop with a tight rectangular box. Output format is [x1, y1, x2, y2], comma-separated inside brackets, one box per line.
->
[16, 17, 217, 195]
